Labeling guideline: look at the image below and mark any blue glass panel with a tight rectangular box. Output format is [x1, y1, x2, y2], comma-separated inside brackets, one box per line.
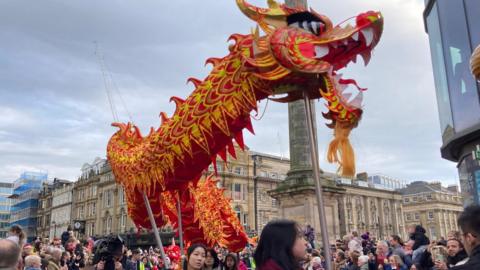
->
[426, 2, 454, 140]
[438, 1, 480, 132]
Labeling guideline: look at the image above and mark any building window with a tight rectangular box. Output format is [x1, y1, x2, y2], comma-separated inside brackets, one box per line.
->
[430, 226, 437, 240]
[92, 186, 97, 196]
[414, 213, 420, 220]
[426, 194, 433, 200]
[404, 198, 410, 203]
[272, 198, 278, 207]
[121, 212, 127, 231]
[413, 197, 418, 202]
[406, 213, 412, 221]
[428, 211, 434, 220]
[106, 216, 112, 234]
[232, 183, 247, 201]
[79, 206, 84, 219]
[104, 190, 112, 207]
[234, 167, 243, 175]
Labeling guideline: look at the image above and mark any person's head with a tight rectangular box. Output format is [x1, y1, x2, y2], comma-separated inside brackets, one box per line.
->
[446, 238, 464, 257]
[34, 241, 43, 253]
[9, 225, 26, 245]
[132, 249, 142, 261]
[0, 239, 21, 270]
[51, 248, 63, 263]
[388, 255, 404, 267]
[61, 251, 71, 262]
[25, 255, 42, 269]
[447, 231, 461, 241]
[349, 251, 360, 265]
[204, 249, 220, 269]
[183, 243, 206, 270]
[376, 241, 388, 255]
[358, 255, 369, 266]
[407, 225, 416, 234]
[335, 250, 346, 262]
[142, 257, 148, 264]
[457, 205, 480, 255]
[404, 240, 414, 251]
[311, 257, 322, 268]
[66, 239, 77, 252]
[389, 235, 403, 247]
[254, 219, 306, 270]
[224, 254, 237, 270]
[351, 231, 358, 238]
[67, 225, 72, 232]
[53, 237, 61, 246]
[23, 244, 34, 256]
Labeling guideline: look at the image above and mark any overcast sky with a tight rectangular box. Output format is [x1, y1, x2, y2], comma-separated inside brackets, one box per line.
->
[0, 0, 459, 185]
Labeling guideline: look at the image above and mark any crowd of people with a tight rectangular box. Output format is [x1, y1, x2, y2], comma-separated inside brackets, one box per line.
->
[0, 205, 479, 270]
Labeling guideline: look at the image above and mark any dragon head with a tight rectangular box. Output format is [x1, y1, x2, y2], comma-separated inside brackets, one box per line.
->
[237, 0, 383, 101]
[237, 0, 384, 177]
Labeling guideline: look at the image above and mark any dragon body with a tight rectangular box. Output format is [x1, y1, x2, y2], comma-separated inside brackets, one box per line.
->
[107, 0, 383, 251]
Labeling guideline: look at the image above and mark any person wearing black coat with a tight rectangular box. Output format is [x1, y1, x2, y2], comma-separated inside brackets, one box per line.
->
[451, 205, 480, 270]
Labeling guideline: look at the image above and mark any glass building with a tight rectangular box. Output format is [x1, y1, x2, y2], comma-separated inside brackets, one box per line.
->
[424, 0, 480, 206]
[0, 182, 13, 238]
[10, 172, 47, 242]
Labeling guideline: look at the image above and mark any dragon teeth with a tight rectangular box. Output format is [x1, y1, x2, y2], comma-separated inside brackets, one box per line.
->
[351, 32, 359, 41]
[311, 22, 319, 35]
[302, 21, 309, 30]
[361, 28, 374, 46]
[361, 51, 372, 66]
[290, 22, 300, 28]
[314, 46, 329, 58]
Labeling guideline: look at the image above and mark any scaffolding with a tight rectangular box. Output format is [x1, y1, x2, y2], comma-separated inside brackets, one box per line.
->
[10, 171, 47, 242]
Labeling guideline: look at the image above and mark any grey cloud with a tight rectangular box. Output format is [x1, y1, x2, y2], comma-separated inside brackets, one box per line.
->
[0, 0, 458, 186]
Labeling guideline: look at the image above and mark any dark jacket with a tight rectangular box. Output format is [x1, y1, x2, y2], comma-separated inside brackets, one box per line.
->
[448, 249, 468, 268]
[451, 245, 480, 270]
[410, 226, 430, 251]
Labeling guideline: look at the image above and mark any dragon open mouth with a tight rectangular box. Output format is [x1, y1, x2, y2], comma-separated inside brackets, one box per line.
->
[312, 27, 374, 66]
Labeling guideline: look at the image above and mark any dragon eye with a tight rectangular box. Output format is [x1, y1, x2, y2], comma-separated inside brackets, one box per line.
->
[287, 12, 326, 36]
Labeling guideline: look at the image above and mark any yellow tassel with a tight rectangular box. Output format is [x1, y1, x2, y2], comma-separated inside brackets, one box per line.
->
[327, 121, 355, 178]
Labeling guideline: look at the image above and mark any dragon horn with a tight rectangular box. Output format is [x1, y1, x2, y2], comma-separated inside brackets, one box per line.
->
[236, 0, 289, 32]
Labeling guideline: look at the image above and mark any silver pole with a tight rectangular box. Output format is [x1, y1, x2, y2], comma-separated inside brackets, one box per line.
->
[303, 94, 332, 270]
[176, 194, 184, 255]
[142, 192, 170, 269]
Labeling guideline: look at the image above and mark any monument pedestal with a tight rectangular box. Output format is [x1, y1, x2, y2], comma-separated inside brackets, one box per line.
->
[269, 176, 345, 246]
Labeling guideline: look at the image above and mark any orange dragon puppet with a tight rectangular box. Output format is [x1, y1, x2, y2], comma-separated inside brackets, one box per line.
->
[107, 0, 383, 252]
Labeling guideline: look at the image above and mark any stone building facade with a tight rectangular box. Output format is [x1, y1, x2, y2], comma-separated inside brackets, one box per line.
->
[398, 181, 463, 240]
[270, 172, 406, 245]
[96, 162, 135, 236]
[37, 182, 53, 239]
[50, 180, 73, 239]
[36, 179, 73, 239]
[72, 157, 136, 239]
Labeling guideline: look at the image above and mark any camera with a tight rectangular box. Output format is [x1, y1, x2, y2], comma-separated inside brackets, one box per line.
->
[92, 236, 124, 270]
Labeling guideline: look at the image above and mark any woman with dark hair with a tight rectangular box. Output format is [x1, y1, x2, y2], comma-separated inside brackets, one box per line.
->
[205, 249, 220, 270]
[222, 254, 237, 270]
[8, 224, 26, 247]
[183, 243, 207, 270]
[254, 219, 307, 270]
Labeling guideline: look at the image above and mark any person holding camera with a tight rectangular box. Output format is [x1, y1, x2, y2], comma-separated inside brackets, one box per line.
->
[92, 236, 125, 270]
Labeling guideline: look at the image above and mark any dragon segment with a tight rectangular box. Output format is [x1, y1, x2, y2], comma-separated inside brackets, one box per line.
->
[106, 0, 383, 252]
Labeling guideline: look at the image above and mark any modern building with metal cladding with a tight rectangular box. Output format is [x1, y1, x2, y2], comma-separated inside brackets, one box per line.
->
[424, 0, 480, 206]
